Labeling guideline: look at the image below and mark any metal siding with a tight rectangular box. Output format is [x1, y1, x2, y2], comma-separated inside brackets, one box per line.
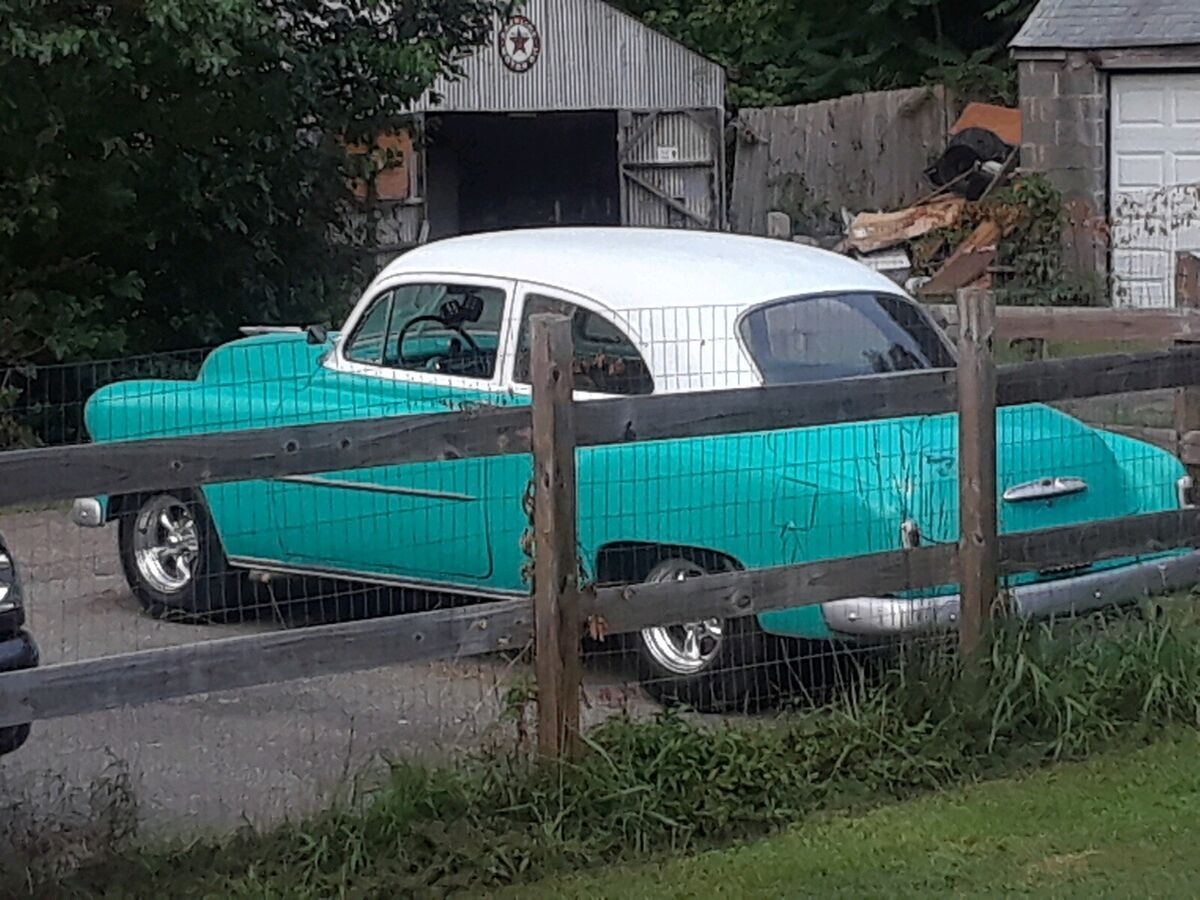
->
[620, 110, 722, 229]
[409, 0, 725, 113]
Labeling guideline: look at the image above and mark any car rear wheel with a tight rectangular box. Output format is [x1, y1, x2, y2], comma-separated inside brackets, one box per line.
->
[118, 490, 248, 621]
[634, 557, 783, 712]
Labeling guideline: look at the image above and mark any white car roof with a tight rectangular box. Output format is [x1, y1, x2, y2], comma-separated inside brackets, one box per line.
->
[376, 227, 901, 311]
[359, 228, 912, 394]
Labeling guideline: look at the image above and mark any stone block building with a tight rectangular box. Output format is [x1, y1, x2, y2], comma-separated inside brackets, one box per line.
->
[1012, 0, 1200, 307]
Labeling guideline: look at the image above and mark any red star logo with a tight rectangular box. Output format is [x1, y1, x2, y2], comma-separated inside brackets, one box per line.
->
[509, 28, 529, 55]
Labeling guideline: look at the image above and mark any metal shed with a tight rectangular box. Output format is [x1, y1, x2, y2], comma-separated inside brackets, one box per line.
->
[357, 0, 727, 254]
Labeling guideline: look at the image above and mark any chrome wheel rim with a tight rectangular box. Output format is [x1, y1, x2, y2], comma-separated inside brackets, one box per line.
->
[640, 559, 724, 675]
[133, 495, 200, 595]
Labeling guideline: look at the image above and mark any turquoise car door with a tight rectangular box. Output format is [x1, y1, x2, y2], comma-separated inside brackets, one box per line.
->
[269, 278, 516, 586]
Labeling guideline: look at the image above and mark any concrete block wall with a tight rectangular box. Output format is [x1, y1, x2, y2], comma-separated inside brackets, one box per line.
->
[1017, 52, 1109, 283]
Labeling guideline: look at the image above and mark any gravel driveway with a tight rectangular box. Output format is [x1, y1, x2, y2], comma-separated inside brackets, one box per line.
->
[0, 507, 655, 834]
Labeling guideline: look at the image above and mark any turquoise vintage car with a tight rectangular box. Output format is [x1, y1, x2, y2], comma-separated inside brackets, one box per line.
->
[72, 229, 1200, 710]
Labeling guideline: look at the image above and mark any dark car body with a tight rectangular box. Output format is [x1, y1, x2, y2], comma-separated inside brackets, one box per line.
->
[0, 535, 37, 755]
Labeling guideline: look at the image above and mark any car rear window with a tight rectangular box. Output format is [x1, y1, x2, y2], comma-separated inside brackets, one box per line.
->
[739, 292, 955, 385]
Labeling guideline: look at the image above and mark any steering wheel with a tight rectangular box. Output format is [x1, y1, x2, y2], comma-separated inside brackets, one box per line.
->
[395, 314, 480, 367]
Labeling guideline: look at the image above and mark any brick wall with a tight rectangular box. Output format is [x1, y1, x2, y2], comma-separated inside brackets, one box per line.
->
[1017, 52, 1109, 285]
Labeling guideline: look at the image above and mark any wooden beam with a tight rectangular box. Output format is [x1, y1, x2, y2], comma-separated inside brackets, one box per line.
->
[0, 598, 532, 729]
[619, 167, 710, 227]
[588, 544, 959, 634]
[996, 345, 1200, 405]
[588, 507, 1200, 635]
[5, 344, 1200, 509]
[0, 405, 534, 509]
[927, 304, 1200, 344]
[998, 509, 1200, 573]
[956, 288, 999, 655]
[529, 314, 582, 761]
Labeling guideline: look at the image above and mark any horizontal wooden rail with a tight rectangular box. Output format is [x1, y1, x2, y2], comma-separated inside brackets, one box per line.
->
[0, 598, 531, 729]
[2, 508, 1198, 728]
[590, 508, 1200, 633]
[5, 345, 1200, 508]
[929, 304, 1200, 343]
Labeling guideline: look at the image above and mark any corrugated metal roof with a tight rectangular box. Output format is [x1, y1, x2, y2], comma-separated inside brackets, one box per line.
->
[1012, 0, 1200, 49]
[408, 0, 725, 113]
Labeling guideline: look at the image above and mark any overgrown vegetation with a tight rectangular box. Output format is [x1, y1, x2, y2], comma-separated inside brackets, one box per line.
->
[26, 608, 1200, 898]
[912, 174, 1105, 306]
[615, 0, 1038, 107]
[0, 0, 506, 369]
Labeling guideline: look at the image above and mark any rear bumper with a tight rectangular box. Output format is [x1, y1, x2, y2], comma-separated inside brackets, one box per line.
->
[822, 551, 1200, 637]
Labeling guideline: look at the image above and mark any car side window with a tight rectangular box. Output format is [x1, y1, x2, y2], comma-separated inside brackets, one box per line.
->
[513, 294, 653, 395]
[343, 289, 394, 364]
[343, 283, 507, 379]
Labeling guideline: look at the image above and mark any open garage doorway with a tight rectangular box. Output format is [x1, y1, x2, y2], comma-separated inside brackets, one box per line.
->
[425, 111, 621, 238]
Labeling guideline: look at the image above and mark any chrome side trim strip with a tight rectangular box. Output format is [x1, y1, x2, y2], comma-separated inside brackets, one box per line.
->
[275, 475, 476, 503]
[227, 555, 522, 600]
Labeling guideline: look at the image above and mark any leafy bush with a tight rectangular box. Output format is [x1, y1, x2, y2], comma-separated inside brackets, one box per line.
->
[44, 610, 1200, 897]
[614, 0, 1037, 108]
[0, 0, 506, 367]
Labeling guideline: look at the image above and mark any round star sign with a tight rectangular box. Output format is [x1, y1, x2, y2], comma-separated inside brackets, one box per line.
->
[499, 15, 541, 73]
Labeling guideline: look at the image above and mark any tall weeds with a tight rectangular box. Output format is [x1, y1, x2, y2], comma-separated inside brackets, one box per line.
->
[47, 610, 1200, 898]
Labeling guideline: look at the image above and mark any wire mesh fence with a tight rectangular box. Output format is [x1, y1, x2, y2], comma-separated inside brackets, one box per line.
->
[2, 286, 1199, 843]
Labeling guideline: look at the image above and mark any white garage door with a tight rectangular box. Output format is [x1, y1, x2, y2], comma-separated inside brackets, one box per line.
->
[1111, 73, 1200, 308]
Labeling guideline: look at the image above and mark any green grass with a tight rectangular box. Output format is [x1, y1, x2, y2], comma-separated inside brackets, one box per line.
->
[522, 735, 1200, 898]
[23, 608, 1200, 897]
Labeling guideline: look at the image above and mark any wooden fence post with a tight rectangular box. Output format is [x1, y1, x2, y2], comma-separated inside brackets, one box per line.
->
[529, 313, 582, 760]
[957, 287, 999, 656]
[1175, 252, 1200, 485]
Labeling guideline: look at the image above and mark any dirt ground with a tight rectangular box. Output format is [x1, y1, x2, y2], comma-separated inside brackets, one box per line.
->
[0, 508, 656, 833]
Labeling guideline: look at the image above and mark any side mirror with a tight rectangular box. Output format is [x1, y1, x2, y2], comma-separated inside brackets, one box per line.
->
[305, 323, 330, 346]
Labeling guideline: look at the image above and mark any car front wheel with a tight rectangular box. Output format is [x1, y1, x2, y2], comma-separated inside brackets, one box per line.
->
[118, 490, 247, 621]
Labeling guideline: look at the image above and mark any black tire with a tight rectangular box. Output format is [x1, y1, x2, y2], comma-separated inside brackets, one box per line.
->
[0, 723, 30, 756]
[118, 489, 248, 621]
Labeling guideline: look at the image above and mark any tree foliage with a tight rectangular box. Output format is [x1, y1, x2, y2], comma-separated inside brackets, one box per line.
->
[0, 0, 505, 363]
[615, 0, 1037, 108]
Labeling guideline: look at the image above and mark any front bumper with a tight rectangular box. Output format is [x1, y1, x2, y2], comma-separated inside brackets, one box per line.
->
[71, 497, 105, 527]
[822, 550, 1200, 637]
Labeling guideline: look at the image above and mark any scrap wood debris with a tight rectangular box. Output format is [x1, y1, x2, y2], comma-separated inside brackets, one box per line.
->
[836, 101, 1024, 296]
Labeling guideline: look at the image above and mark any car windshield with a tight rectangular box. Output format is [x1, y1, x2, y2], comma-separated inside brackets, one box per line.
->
[739, 292, 955, 385]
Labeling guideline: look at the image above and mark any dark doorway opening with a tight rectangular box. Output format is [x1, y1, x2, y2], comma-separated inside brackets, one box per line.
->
[425, 111, 621, 238]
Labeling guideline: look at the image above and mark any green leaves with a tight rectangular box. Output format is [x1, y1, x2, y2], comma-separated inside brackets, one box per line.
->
[0, 0, 505, 364]
[616, 0, 1038, 107]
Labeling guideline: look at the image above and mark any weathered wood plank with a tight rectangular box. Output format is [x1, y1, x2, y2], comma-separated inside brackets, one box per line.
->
[576, 368, 958, 447]
[928, 304, 1200, 344]
[956, 288, 999, 655]
[588, 544, 958, 634]
[996, 345, 1200, 405]
[530, 314, 582, 760]
[0, 598, 532, 729]
[0, 405, 534, 508]
[998, 509, 1200, 573]
[5, 345, 1200, 510]
[589, 509, 1200, 635]
[0, 368, 961, 507]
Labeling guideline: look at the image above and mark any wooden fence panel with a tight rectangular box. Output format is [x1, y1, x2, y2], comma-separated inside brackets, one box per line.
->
[732, 86, 954, 236]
